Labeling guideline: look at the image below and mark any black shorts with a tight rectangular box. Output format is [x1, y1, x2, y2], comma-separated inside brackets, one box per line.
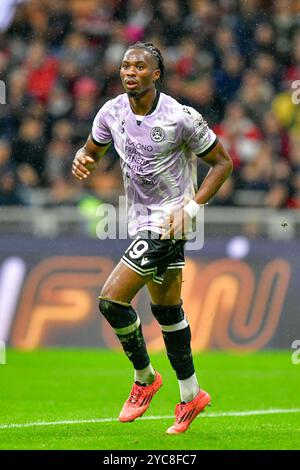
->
[121, 231, 186, 284]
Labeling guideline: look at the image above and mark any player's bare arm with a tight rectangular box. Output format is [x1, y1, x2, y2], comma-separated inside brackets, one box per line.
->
[194, 141, 233, 205]
[161, 142, 233, 239]
[72, 134, 110, 181]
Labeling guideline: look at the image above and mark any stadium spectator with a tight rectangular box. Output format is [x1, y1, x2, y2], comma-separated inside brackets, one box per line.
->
[22, 41, 59, 103]
[265, 181, 290, 209]
[261, 111, 290, 160]
[0, 168, 25, 205]
[11, 117, 45, 182]
[0, 139, 25, 205]
[213, 101, 263, 167]
[237, 69, 274, 123]
[0, 139, 14, 174]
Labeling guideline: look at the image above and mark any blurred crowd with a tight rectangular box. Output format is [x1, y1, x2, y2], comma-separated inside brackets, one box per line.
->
[1, 0, 300, 209]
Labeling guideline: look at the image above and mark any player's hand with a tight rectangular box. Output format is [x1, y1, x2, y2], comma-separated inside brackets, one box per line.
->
[72, 154, 97, 181]
[160, 210, 192, 240]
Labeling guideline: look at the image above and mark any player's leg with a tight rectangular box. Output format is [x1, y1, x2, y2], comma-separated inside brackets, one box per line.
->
[147, 268, 198, 400]
[99, 261, 162, 422]
[99, 261, 154, 381]
[147, 269, 211, 434]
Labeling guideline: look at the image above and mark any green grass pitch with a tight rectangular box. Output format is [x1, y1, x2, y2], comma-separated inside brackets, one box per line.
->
[0, 349, 299, 450]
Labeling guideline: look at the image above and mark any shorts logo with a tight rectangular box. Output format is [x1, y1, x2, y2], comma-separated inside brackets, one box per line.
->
[150, 127, 165, 142]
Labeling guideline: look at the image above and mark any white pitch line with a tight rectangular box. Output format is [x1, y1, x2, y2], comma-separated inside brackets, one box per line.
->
[0, 408, 300, 430]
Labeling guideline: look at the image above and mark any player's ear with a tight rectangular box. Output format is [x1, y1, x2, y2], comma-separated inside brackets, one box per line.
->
[153, 69, 161, 83]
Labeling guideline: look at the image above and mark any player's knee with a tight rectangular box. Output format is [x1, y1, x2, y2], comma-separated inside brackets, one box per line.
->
[99, 297, 124, 319]
[98, 297, 136, 329]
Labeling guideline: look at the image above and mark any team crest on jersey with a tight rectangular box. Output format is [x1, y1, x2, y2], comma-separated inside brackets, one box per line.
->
[150, 127, 165, 142]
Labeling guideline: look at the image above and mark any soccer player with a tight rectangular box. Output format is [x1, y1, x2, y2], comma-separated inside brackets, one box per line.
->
[72, 43, 233, 434]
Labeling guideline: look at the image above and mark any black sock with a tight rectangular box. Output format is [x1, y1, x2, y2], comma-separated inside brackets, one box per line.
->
[151, 302, 195, 380]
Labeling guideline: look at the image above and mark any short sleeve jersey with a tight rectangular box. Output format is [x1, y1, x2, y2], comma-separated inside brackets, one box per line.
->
[92, 92, 217, 237]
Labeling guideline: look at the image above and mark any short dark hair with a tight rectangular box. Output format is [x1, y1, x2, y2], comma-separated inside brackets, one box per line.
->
[126, 42, 165, 83]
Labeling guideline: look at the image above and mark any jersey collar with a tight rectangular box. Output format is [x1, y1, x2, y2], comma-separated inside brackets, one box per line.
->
[146, 90, 160, 116]
[127, 91, 161, 119]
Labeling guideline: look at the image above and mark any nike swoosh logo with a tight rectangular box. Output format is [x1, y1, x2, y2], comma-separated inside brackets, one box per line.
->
[141, 257, 150, 266]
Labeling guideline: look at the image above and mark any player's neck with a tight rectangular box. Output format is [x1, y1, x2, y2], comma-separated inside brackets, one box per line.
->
[128, 88, 157, 116]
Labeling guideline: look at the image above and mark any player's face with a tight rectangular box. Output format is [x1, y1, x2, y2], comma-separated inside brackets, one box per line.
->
[120, 49, 160, 97]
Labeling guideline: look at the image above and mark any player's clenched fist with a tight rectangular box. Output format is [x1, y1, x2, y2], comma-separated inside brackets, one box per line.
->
[72, 154, 97, 181]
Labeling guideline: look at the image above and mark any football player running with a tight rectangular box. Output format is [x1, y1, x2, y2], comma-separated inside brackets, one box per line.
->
[72, 43, 233, 434]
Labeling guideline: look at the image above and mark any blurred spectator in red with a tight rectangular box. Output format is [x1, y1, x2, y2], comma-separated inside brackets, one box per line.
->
[214, 101, 263, 167]
[22, 41, 59, 103]
[175, 38, 200, 79]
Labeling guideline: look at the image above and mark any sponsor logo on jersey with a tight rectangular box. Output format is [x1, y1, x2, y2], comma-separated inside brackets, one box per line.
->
[182, 106, 191, 115]
[150, 127, 165, 142]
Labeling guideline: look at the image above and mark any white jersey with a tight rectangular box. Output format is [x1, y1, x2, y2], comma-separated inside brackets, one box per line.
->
[92, 92, 217, 237]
